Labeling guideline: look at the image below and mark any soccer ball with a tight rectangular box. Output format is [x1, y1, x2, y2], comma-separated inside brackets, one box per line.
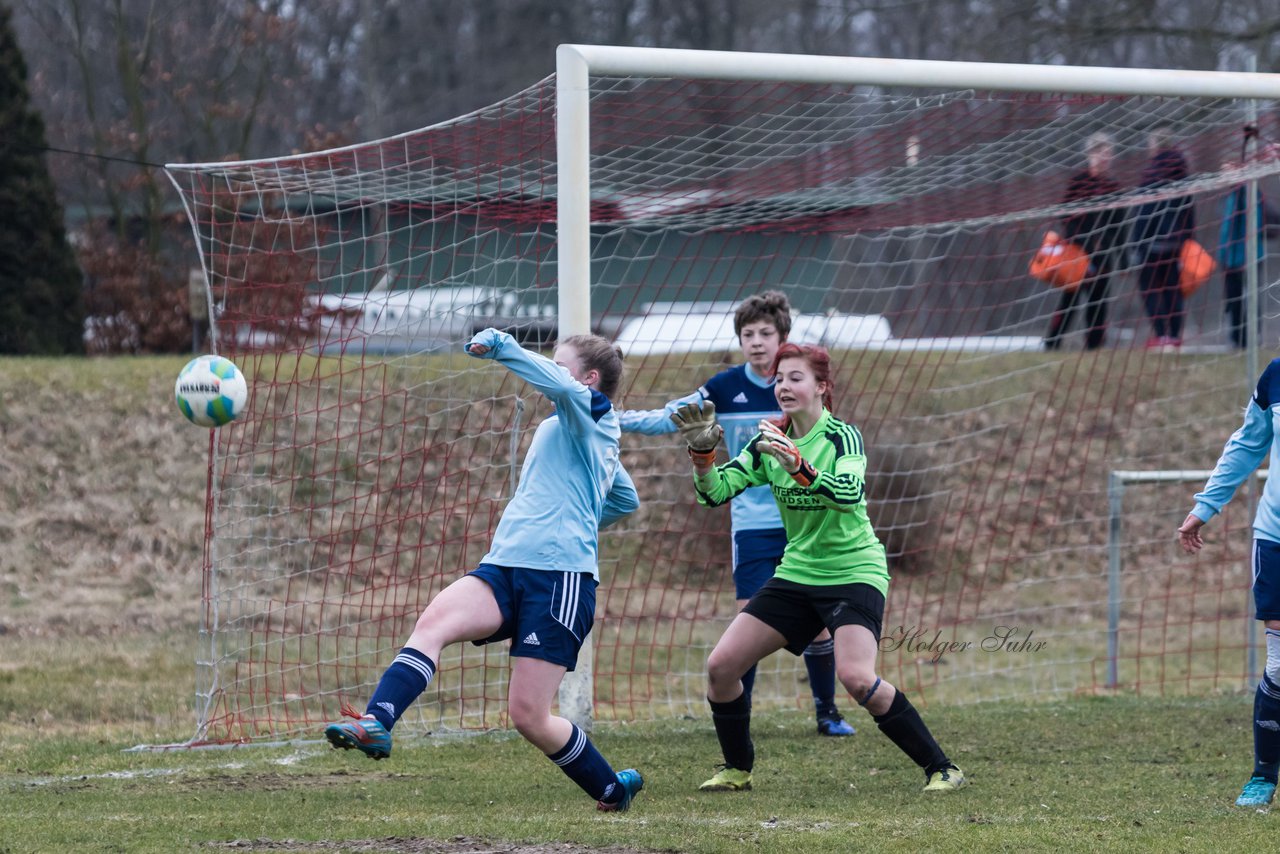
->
[174, 355, 249, 427]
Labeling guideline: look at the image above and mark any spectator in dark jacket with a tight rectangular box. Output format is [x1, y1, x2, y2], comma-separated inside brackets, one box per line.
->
[1133, 127, 1196, 348]
[1044, 132, 1126, 351]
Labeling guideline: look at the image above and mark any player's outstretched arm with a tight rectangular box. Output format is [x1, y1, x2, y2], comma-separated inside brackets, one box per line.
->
[618, 390, 702, 435]
[1189, 377, 1276, 528]
[466, 327, 591, 413]
[462, 327, 505, 359]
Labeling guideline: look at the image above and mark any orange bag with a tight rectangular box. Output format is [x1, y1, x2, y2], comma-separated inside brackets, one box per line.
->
[1179, 239, 1215, 298]
[1029, 230, 1089, 293]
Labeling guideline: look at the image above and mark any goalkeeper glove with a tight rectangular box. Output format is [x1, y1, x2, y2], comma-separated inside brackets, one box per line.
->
[756, 419, 817, 486]
[671, 400, 723, 463]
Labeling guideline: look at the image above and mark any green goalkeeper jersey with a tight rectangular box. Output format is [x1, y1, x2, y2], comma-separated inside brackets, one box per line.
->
[693, 408, 889, 594]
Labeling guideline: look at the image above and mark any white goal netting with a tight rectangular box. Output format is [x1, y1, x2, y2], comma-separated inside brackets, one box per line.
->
[166, 67, 1280, 743]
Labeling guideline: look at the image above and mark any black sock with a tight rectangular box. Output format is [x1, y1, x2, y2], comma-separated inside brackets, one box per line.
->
[709, 692, 754, 773]
[740, 664, 758, 705]
[873, 689, 950, 775]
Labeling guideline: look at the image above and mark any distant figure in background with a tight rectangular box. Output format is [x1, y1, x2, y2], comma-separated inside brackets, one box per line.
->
[1043, 132, 1126, 351]
[1133, 126, 1196, 349]
[1217, 160, 1278, 349]
[1178, 357, 1280, 808]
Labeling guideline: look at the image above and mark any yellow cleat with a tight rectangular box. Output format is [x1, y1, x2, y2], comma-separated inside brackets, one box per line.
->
[923, 765, 966, 793]
[698, 766, 753, 792]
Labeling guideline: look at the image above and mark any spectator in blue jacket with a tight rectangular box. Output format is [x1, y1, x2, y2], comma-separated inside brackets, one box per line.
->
[1217, 164, 1278, 349]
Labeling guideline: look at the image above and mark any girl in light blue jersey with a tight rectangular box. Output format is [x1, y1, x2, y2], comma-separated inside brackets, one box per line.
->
[1179, 357, 1280, 808]
[325, 328, 644, 813]
[619, 291, 853, 736]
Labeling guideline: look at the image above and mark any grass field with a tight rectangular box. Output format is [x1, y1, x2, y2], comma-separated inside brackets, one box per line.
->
[0, 635, 1274, 853]
[2, 353, 1276, 852]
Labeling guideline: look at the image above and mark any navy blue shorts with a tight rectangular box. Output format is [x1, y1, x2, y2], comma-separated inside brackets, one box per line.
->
[1253, 538, 1280, 621]
[732, 528, 787, 600]
[466, 563, 597, 671]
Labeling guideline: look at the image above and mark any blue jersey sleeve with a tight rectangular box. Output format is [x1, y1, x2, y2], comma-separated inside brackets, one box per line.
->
[467, 328, 599, 436]
[1191, 361, 1280, 522]
[617, 389, 703, 435]
[601, 464, 640, 529]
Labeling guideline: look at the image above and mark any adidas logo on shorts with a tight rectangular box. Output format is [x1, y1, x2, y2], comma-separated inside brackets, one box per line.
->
[522, 632, 541, 646]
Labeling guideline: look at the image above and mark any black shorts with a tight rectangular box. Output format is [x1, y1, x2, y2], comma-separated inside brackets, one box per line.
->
[742, 577, 885, 655]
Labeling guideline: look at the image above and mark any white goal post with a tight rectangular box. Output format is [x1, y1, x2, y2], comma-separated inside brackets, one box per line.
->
[554, 45, 1280, 727]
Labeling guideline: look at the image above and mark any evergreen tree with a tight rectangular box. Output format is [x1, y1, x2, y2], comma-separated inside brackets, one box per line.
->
[0, 3, 83, 354]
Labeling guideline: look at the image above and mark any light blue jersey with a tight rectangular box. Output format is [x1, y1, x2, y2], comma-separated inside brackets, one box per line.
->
[1191, 358, 1280, 542]
[467, 329, 639, 581]
[619, 364, 782, 535]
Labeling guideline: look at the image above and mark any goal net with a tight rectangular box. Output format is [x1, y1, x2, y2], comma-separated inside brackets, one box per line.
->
[166, 51, 1280, 744]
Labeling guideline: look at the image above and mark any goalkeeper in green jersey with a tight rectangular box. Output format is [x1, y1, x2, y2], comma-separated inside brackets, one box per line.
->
[673, 342, 965, 794]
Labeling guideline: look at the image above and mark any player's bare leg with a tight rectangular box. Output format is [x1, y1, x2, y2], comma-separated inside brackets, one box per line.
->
[835, 623, 965, 792]
[326, 576, 502, 759]
[700, 613, 788, 792]
[509, 656, 642, 811]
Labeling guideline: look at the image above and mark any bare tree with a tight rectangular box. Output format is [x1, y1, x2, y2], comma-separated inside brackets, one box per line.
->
[8, 0, 1280, 351]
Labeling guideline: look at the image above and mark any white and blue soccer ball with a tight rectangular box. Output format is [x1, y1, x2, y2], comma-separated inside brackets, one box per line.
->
[174, 355, 249, 428]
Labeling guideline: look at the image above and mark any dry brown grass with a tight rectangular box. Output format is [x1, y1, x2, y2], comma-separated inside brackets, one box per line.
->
[0, 356, 207, 637]
[0, 348, 1264, 718]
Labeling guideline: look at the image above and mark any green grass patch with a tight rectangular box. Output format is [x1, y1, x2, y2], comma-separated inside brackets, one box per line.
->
[0, 635, 198, 746]
[3, 634, 1272, 852]
[0, 694, 1271, 853]
[2, 351, 1276, 850]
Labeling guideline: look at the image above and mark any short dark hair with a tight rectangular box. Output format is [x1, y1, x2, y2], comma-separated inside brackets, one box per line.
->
[733, 290, 792, 340]
[562, 334, 625, 399]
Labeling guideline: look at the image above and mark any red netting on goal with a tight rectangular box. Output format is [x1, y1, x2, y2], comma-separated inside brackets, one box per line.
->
[166, 72, 1280, 743]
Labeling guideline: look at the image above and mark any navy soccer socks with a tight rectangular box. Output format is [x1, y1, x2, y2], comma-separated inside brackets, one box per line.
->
[1254, 641, 1280, 785]
[549, 723, 624, 802]
[365, 647, 435, 730]
[804, 638, 838, 715]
